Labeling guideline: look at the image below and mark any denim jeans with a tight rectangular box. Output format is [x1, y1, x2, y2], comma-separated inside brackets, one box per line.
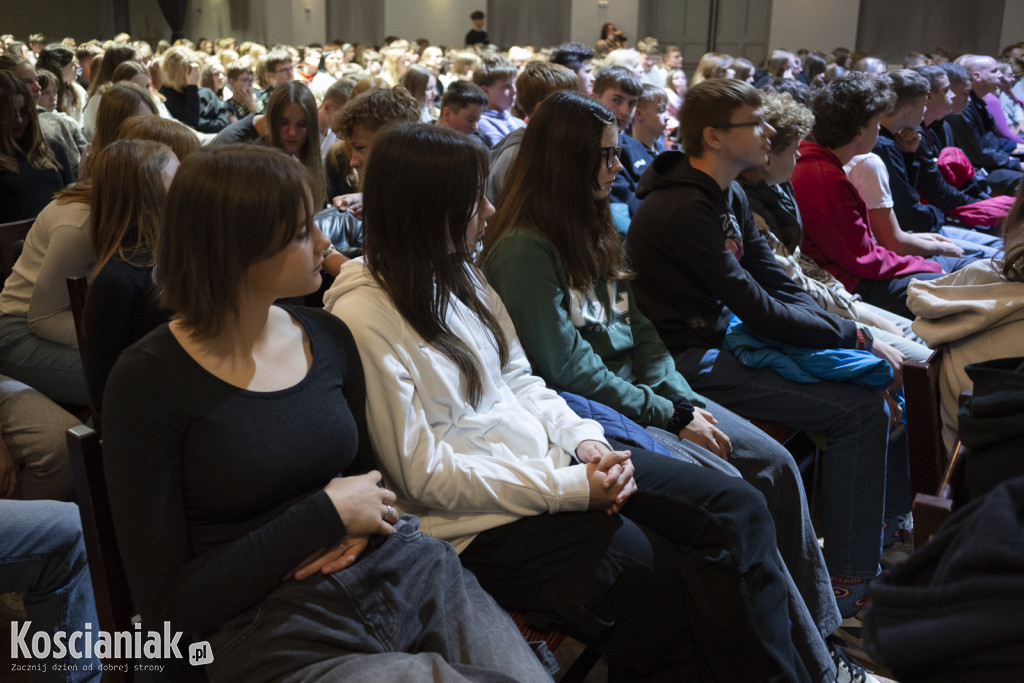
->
[0, 314, 88, 407]
[676, 347, 910, 580]
[0, 500, 100, 682]
[645, 400, 840, 682]
[462, 447, 812, 682]
[938, 226, 1003, 259]
[205, 516, 554, 683]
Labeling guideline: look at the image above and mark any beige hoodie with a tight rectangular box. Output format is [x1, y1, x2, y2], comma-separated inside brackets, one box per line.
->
[907, 259, 1024, 452]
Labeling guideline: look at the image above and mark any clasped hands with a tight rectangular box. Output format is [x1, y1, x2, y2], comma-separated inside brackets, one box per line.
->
[576, 440, 637, 514]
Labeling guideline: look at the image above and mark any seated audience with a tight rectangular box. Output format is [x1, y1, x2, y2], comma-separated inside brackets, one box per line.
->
[326, 121, 819, 681]
[593, 65, 645, 221]
[690, 52, 735, 87]
[225, 60, 257, 118]
[550, 42, 595, 95]
[102, 143, 553, 681]
[159, 46, 233, 133]
[845, 69, 998, 257]
[255, 48, 294, 113]
[738, 90, 931, 361]
[484, 61, 577, 204]
[945, 54, 1024, 194]
[791, 73, 972, 318]
[626, 79, 910, 621]
[0, 375, 80, 501]
[81, 44, 138, 139]
[479, 90, 873, 680]
[473, 55, 524, 147]
[317, 78, 352, 158]
[213, 80, 326, 206]
[83, 119, 199, 421]
[629, 83, 670, 157]
[437, 79, 487, 136]
[325, 85, 419, 222]
[399, 65, 438, 123]
[0, 70, 72, 222]
[914, 64, 1014, 229]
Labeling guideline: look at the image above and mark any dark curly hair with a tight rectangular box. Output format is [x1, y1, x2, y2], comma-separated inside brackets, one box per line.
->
[809, 72, 895, 149]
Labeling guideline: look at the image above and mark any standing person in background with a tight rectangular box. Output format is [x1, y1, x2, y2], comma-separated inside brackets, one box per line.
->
[465, 11, 489, 46]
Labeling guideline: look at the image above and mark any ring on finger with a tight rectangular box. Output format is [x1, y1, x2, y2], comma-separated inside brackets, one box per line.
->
[386, 504, 395, 519]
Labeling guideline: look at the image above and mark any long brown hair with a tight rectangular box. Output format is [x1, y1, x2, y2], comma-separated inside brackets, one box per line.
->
[481, 90, 629, 291]
[0, 70, 58, 173]
[266, 80, 327, 206]
[91, 82, 158, 159]
[362, 123, 507, 408]
[89, 139, 172, 280]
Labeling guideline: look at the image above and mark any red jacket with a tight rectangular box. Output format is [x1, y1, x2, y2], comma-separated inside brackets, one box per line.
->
[790, 140, 941, 292]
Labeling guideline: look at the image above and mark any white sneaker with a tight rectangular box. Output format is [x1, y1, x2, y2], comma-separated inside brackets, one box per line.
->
[830, 639, 894, 683]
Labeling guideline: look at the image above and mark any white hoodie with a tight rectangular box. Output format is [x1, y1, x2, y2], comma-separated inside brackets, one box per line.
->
[323, 258, 603, 552]
[907, 259, 1024, 452]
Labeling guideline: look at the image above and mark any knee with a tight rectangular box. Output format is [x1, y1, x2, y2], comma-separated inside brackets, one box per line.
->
[710, 477, 775, 537]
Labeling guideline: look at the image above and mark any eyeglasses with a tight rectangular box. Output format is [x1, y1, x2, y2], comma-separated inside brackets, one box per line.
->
[713, 115, 766, 132]
[600, 145, 622, 169]
[274, 64, 294, 74]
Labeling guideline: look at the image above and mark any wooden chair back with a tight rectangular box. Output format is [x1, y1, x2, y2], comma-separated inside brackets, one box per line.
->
[0, 217, 34, 285]
[903, 350, 944, 496]
[66, 424, 133, 681]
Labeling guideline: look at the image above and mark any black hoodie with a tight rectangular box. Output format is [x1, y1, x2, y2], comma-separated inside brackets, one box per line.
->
[626, 151, 858, 353]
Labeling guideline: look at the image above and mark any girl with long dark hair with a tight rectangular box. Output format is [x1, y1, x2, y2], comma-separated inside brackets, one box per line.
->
[325, 122, 812, 682]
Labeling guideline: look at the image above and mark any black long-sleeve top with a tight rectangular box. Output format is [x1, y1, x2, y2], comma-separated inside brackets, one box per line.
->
[103, 306, 375, 637]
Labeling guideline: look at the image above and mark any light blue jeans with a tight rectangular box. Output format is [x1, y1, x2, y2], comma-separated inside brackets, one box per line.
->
[0, 500, 100, 682]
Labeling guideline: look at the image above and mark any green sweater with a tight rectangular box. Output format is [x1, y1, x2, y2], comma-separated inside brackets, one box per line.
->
[481, 228, 703, 430]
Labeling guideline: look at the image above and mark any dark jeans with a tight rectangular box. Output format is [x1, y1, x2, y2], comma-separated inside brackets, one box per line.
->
[675, 347, 910, 580]
[461, 447, 810, 683]
[853, 254, 977, 319]
[205, 517, 554, 683]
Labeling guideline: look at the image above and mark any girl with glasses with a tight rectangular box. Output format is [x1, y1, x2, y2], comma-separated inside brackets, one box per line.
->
[480, 90, 844, 681]
[326, 119, 811, 681]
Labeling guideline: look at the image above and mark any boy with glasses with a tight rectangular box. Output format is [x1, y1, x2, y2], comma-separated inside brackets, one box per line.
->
[627, 81, 908, 672]
[257, 49, 294, 113]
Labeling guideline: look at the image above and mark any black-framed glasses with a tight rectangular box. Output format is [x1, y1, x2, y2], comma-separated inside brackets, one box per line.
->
[713, 115, 766, 132]
[600, 145, 622, 169]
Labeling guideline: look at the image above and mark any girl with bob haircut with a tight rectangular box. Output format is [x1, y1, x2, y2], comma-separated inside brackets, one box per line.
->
[325, 122, 810, 681]
[83, 116, 199, 419]
[480, 89, 845, 680]
[102, 143, 551, 682]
